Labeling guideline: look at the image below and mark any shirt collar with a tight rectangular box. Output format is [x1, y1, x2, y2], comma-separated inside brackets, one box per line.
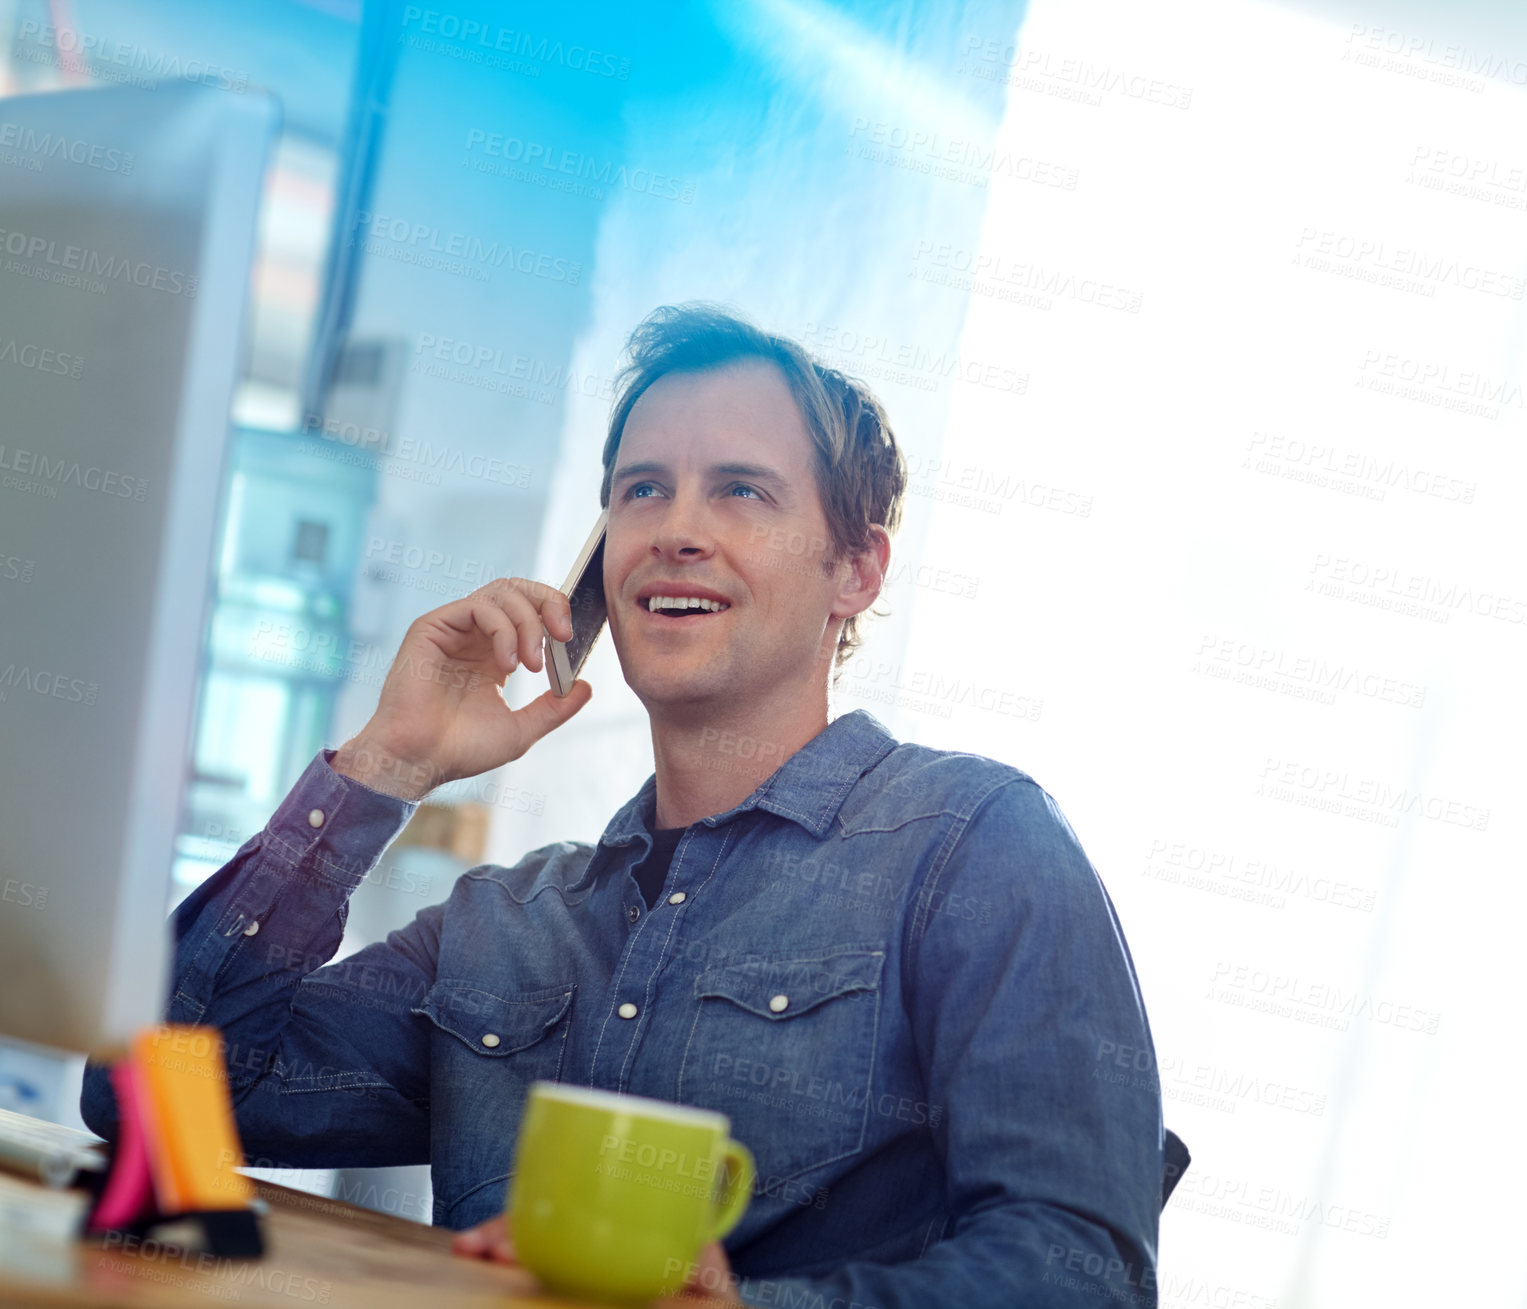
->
[596, 709, 898, 848]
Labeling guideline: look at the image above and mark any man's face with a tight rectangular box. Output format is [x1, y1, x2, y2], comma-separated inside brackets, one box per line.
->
[603, 359, 852, 719]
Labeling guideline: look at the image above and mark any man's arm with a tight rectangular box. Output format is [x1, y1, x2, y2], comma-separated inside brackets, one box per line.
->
[736, 775, 1163, 1309]
[81, 575, 592, 1166]
[80, 748, 444, 1167]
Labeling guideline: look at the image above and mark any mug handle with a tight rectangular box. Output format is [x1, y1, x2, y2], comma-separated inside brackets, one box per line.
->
[704, 1139, 755, 1244]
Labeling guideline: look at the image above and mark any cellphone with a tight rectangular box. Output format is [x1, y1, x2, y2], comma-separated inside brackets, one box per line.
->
[546, 510, 608, 698]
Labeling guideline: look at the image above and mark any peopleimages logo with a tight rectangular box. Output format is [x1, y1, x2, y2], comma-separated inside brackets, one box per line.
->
[1208, 962, 1442, 1037]
[302, 415, 534, 490]
[911, 240, 1144, 314]
[14, 20, 250, 92]
[1256, 757, 1489, 831]
[1343, 23, 1527, 88]
[1308, 552, 1525, 626]
[0, 443, 148, 501]
[1142, 837, 1378, 914]
[957, 38, 1195, 110]
[400, 7, 631, 80]
[0, 337, 84, 379]
[1292, 227, 1524, 298]
[0, 663, 99, 706]
[1246, 431, 1476, 505]
[848, 118, 1080, 191]
[410, 333, 616, 402]
[0, 225, 197, 297]
[350, 211, 583, 285]
[461, 130, 695, 203]
[1193, 633, 1427, 709]
[0, 551, 37, 584]
[0, 122, 134, 174]
[1355, 348, 1524, 418]
[802, 322, 1027, 395]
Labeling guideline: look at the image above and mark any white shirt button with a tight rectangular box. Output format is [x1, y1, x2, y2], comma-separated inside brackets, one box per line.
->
[481, 1034, 500, 1048]
[242, 920, 260, 937]
[618, 1002, 638, 1019]
[769, 994, 789, 1013]
[667, 892, 686, 906]
[308, 809, 325, 828]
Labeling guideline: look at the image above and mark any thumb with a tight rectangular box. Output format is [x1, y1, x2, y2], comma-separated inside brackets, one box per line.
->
[509, 679, 593, 754]
[679, 1241, 735, 1299]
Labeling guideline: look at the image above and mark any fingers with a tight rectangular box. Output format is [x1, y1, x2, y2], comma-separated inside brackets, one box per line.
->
[667, 1241, 741, 1303]
[509, 680, 592, 756]
[470, 579, 574, 675]
[462, 597, 522, 676]
[450, 1216, 517, 1264]
[450, 1225, 487, 1255]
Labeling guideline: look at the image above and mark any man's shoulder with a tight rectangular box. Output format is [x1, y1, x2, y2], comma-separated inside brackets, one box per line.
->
[452, 839, 599, 901]
[836, 737, 1039, 835]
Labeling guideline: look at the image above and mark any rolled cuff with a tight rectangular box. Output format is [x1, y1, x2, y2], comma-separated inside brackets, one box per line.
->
[258, 748, 420, 887]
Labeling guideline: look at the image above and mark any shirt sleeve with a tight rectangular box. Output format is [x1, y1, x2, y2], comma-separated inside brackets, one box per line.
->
[80, 748, 445, 1171]
[737, 775, 1164, 1309]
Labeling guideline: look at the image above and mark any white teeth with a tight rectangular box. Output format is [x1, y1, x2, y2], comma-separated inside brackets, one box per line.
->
[647, 595, 729, 613]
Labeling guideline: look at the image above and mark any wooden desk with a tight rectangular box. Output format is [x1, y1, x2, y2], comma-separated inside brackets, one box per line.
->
[0, 1175, 734, 1308]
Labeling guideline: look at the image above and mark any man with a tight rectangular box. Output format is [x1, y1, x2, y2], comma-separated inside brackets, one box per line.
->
[83, 304, 1163, 1307]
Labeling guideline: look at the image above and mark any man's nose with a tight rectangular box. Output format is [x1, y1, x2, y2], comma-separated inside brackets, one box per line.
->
[650, 490, 715, 559]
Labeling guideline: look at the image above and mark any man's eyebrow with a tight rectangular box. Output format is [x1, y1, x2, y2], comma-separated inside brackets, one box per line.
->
[611, 460, 668, 484]
[712, 461, 791, 490]
[611, 460, 793, 491]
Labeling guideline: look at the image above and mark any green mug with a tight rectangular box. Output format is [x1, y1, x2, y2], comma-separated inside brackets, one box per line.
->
[509, 1081, 755, 1304]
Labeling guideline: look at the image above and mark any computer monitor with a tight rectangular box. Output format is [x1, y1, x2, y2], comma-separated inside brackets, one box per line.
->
[0, 82, 276, 1058]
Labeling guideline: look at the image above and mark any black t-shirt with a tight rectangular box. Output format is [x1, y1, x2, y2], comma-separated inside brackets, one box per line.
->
[632, 820, 685, 909]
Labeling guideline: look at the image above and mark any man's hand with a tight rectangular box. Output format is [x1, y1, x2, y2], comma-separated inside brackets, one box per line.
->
[449, 1213, 517, 1264]
[655, 1239, 745, 1306]
[451, 1214, 744, 1304]
[331, 577, 593, 801]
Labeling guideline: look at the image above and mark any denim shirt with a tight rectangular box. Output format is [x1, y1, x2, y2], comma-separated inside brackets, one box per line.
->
[82, 709, 1163, 1308]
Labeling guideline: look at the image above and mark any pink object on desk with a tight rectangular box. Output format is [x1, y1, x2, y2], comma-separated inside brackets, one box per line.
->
[87, 1061, 154, 1231]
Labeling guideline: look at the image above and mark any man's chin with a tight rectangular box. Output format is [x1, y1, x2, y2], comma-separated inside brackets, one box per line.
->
[624, 664, 731, 716]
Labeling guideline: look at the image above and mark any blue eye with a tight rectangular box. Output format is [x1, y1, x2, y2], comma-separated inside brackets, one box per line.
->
[621, 480, 762, 501]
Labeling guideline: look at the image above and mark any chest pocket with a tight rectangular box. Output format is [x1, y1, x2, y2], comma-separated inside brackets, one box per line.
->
[415, 982, 575, 1061]
[677, 947, 884, 1184]
[414, 982, 576, 1217]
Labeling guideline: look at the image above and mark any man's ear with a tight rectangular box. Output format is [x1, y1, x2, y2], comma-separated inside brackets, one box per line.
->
[830, 525, 891, 622]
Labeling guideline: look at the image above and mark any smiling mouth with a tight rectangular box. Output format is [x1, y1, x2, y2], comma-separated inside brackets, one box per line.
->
[643, 596, 730, 617]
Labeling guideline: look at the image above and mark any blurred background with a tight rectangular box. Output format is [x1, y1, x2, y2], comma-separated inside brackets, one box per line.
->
[1, 0, 1524, 1304]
